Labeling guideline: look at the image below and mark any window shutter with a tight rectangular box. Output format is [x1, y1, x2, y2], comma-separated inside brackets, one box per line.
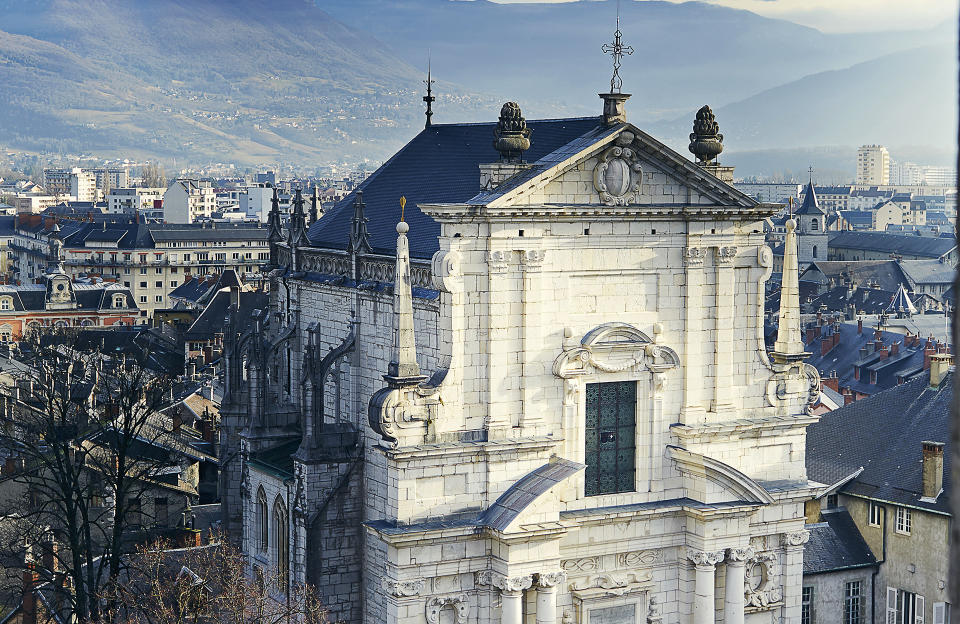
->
[933, 603, 946, 624]
[887, 588, 898, 624]
[916, 595, 925, 624]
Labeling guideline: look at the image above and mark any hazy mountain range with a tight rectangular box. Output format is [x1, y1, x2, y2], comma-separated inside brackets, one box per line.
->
[0, 0, 954, 177]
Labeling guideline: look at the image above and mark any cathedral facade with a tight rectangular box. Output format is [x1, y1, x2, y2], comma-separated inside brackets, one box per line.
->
[220, 93, 819, 624]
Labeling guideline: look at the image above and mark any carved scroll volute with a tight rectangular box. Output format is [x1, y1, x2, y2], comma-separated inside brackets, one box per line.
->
[368, 386, 430, 448]
[431, 249, 463, 294]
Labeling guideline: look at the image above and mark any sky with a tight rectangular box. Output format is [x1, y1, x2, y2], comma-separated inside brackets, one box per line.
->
[490, 0, 959, 33]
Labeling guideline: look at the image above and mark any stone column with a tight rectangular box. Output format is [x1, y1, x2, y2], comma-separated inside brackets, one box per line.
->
[535, 572, 566, 624]
[724, 548, 753, 624]
[501, 576, 532, 624]
[687, 550, 724, 624]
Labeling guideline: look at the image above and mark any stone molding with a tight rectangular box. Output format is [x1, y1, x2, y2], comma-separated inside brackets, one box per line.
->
[425, 593, 469, 624]
[744, 551, 782, 609]
[784, 530, 810, 547]
[726, 547, 755, 563]
[520, 249, 547, 271]
[536, 571, 568, 589]
[686, 549, 724, 567]
[475, 571, 533, 595]
[569, 572, 652, 599]
[382, 578, 426, 597]
[617, 549, 663, 568]
[716, 246, 738, 263]
[487, 250, 510, 274]
[593, 134, 643, 206]
[553, 322, 680, 379]
[561, 557, 600, 573]
[683, 246, 705, 266]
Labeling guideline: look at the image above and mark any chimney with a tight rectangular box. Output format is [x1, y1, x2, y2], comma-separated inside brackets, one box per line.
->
[188, 361, 196, 380]
[843, 389, 855, 405]
[924, 340, 936, 369]
[41, 538, 57, 574]
[929, 353, 952, 388]
[172, 410, 182, 432]
[858, 318, 863, 334]
[891, 341, 899, 356]
[921, 441, 944, 499]
[822, 372, 839, 392]
[22, 564, 37, 624]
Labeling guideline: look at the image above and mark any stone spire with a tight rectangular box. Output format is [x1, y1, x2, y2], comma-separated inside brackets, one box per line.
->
[309, 186, 321, 224]
[288, 188, 309, 249]
[267, 186, 283, 245]
[348, 191, 371, 255]
[772, 218, 808, 363]
[385, 198, 425, 386]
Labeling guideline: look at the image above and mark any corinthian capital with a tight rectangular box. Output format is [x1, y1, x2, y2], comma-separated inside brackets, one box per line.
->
[475, 571, 533, 594]
[726, 547, 754, 563]
[687, 549, 724, 567]
[536, 571, 567, 588]
[785, 530, 810, 546]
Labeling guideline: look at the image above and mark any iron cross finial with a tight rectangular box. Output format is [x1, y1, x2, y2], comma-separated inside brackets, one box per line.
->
[601, 4, 633, 93]
[808, 165, 815, 182]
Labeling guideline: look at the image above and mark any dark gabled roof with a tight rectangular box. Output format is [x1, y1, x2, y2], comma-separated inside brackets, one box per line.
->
[84, 228, 128, 244]
[804, 285, 898, 316]
[806, 371, 952, 514]
[0, 216, 15, 237]
[0, 283, 136, 312]
[307, 117, 604, 259]
[828, 231, 957, 258]
[796, 180, 826, 216]
[837, 210, 874, 227]
[898, 259, 956, 285]
[814, 185, 853, 195]
[184, 290, 268, 340]
[148, 225, 268, 243]
[800, 260, 907, 293]
[803, 508, 877, 574]
[169, 276, 217, 304]
[805, 322, 933, 395]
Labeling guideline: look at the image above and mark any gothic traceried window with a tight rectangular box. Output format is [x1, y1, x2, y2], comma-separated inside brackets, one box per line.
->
[273, 497, 289, 595]
[256, 487, 268, 552]
[584, 381, 636, 496]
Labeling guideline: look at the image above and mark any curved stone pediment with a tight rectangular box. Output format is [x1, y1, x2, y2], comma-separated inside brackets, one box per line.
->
[667, 446, 774, 505]
[553, 322, 679, 379]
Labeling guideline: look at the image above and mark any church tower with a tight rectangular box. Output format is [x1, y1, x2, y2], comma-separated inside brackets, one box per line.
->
[795, 179, 828, 266]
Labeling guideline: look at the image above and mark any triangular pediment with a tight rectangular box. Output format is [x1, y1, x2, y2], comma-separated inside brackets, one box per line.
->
[471, 123, 763, 212]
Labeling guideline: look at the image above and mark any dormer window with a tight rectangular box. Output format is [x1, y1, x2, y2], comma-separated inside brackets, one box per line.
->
[0, 297, 13, 311]
[112, 294, 126, 309]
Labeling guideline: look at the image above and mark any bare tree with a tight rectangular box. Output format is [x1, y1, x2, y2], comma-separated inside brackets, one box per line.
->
[111, 534, 327, 624]
[0, 328, 177, 622]
[141, 163, 167, 189]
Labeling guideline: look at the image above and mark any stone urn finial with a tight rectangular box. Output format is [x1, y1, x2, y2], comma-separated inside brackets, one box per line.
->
[493, 102, 531, 162]
[688, 105, 724, 165]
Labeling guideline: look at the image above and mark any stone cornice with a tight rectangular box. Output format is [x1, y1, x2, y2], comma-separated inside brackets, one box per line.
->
[670, 413, 819, 440]
[377, 435, 559, 462]
[420, 202, 777, 223]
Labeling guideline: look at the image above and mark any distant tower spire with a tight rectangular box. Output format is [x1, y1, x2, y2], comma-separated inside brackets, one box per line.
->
[808, 165, 814, 183]
[267, 187, 283, 244]
[385, 196, 426, 386]
[423, 58, 436, 129]
[772, 217, 809, 363]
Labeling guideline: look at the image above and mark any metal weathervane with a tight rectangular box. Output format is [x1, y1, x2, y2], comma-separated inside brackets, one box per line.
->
[601, 2, 633, 93]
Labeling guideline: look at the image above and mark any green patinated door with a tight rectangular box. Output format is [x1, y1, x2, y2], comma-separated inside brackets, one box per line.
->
[584, 381, 636, 496]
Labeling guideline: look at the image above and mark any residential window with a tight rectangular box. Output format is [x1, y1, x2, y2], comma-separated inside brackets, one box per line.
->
[802, 587, 813, 624]
[869, 502, 882, 527]
[826, 494, 838, 509]
[888, 588, 923, 624]
[155, 267, 162, 274]
[139, 281, 147, 288]
[895, 507, 911, 534]
[124, 268, 130, 274]
[0, 298, 11, 311]
[584, 381, 636, 496]
[845, 581, 862, 624]
[139, 267, 147, 275]
[183, 254, 191, 261]
[170, 281, 178, 288]
[123, 281, 130, 288]
[932, 602, 950, 624]
[155, 281, 162, 288]
[139, 296, 146, 304]
[155, 295, 162, 303]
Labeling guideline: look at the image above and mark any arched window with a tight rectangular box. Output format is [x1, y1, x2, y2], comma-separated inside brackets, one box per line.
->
[811, 218, 820, 231]
[273, 497, 289, 594]
[813, 245, 818, 259]
[256, 487, 268, 552]
[0, 325, 12, 343]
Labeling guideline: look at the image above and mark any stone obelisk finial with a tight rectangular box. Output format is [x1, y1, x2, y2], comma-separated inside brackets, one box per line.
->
[386, 196, 426, 386]
[772, 215, 808, 363]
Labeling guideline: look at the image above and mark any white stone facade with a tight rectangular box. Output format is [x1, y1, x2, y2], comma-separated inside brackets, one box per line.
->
[224, 119, 818, 624]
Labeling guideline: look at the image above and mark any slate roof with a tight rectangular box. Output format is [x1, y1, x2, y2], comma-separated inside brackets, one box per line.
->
[307, 117, 605, 259]
[806, 370, 952, 514]
[248, 438, 301, 479]
[898, 259, 955, 286]
[828, 231, 957, 259]
[478, 458, 584, 531]
[0, 282, 136, 312]
[804, 285, 899, 316]
[803, 508, 877, 574]
[184, 290, 268, 340]
[805, 322, 933, 395]
[796, 181, 826, 216]
[836, 210, 873, 228]
[149, 225, 268, 243]
[169, 276, 218, 304]
[800, 260, 907, 293]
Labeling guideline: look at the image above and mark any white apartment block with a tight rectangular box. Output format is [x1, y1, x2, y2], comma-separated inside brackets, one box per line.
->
[163, 179, 217, 223]
[856, 145, 890, 186]
[106, 187, 165, 214]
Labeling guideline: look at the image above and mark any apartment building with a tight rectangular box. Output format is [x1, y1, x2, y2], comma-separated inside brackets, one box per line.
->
[106, 187, 165, 214]
[163, 179, 217, 223]
[8, 215, 269, 318]
[857, 145, 891, 186]
[44, 167, 128, 201]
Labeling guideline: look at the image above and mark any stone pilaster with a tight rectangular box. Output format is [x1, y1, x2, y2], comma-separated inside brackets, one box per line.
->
[724, 548, 753, 624]
[681, 245, 706, 421]
[713, 246, 737, 414]
[782, 531, 810, 624]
